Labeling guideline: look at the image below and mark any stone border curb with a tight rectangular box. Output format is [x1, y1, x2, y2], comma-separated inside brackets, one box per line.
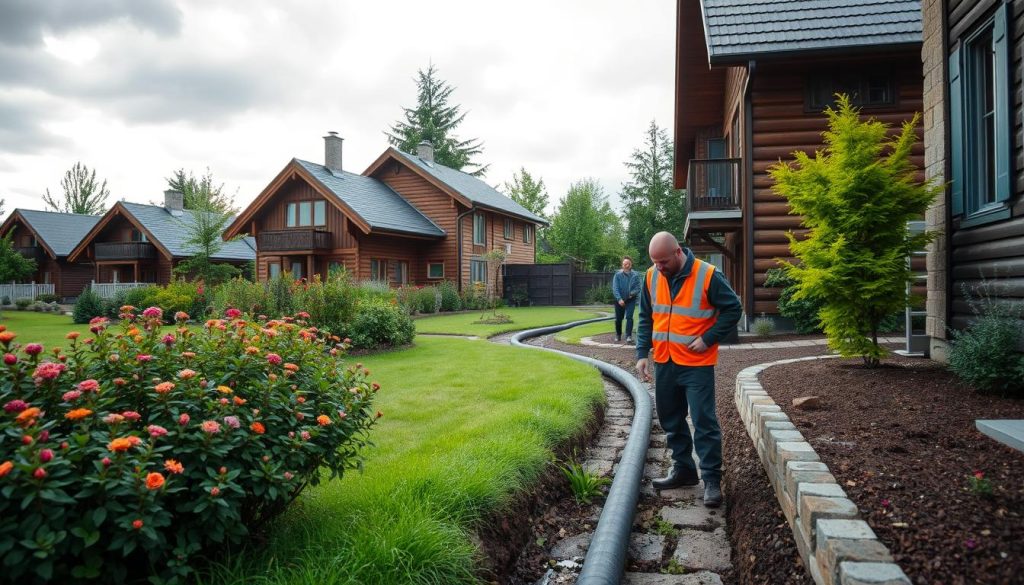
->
[735, 356, 912, 585]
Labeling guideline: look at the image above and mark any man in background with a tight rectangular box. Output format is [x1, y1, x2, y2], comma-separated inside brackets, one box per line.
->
[611, 256, 641, 343]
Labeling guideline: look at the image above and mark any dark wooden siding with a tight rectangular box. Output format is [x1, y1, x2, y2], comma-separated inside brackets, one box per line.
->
[947, 0, 1024, 331]
[251, 177, 357, 250]
[749, 53, 925, 314]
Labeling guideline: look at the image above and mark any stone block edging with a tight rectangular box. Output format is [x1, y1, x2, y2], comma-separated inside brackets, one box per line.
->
[735, 356, 911, 585]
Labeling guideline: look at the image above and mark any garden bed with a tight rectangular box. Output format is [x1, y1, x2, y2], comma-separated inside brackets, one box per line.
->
[760, 355, 1024, 584]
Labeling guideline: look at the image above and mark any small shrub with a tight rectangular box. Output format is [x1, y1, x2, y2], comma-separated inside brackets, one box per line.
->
[0, 308, 379, 584]
[752, 313, 776, 337]
[72, 289, 104, 323]
[584, 283, 615, 305]
[415, 287, 440, 314]
[561, 461, 610, 504]
[293, 274, 357, 337]
[1, 295, 10, 306]
[968, 470, 994, 497]
[460, 282, 489, 311]
[437, 280, 461, 312]
[348, 299, 415, 349]
[211, 278, 271, 317]
[356, 280, 395, 304]
[14, 298, 31, 310]
[948, 286, 1024, 397]
[507, 284, 529, 307]
[765, 268, 823, 334]
[35, 293, 60, 304]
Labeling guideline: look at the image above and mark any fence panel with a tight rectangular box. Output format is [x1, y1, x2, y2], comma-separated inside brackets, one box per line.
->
[503, 263, 573, 306]
[0, 283, 55, 301]
[572, 272, 615, 304]
[90, 281, 151, 300]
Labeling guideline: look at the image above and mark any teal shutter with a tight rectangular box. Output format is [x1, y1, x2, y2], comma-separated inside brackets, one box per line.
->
[949, 46, 964, 216]
[992, 2, 1012, 204]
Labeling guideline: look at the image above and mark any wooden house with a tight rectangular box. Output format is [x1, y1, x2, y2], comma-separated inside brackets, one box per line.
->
[921, 0, 1024, 358]
[673, 0, 925, 325]
[0, 209, 100, 299]
[223, 134, 547, 291]
[66, 194, 255, 286]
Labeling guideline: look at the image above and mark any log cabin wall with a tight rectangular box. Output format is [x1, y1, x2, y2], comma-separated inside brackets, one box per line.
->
[945, 0, 1024, 333]
[252, 177, 357, 250]
[54, 260, 94, 298]
[749, 52, 925, 314]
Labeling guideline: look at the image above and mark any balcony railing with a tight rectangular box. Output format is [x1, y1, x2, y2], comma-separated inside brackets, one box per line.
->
[15, 246, 46, 261]
[94, 241, 157, 260]
[687, 158, 742, 213]
[258, 229, 331, 252]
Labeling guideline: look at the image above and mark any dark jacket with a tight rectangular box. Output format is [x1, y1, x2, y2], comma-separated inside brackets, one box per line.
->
[612, 269, 642, 302]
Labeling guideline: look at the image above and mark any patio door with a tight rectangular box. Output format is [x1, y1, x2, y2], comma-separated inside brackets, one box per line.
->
[706, 138, 731, 207]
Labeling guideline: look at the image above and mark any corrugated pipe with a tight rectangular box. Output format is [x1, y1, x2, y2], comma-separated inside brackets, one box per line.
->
[511, 317, 652, 585]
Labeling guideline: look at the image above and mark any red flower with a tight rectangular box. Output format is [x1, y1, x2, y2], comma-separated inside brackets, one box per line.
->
[225, 308, 242, 319]
[3, 399, 27, 413]
[78, 379, 99, 393]
[33, 467, 46, 479]
[136, 354, 153, 363]
[3, 353, 16, 365]
[39, 449, 53, 463]
[265, 353, 282, 365]
[32, 362, 65, 382]
[23, 343, 43, 356]
[973, 470, 985, 480]
[132, 519, 143, 530]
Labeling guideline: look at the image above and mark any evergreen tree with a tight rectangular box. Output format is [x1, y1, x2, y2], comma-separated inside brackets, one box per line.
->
[504, 167, 549, 218]
[0, 234, 36, 283]
[620, 120, 687, 254]
[386, 64, 488, 176]
[166, 168, 236, 214]
[43, 162, 110, 215]
[768, 95, 939, 366]
[547, 179, 628, 271]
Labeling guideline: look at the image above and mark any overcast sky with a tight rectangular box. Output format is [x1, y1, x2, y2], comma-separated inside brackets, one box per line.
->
[0, 0, 676, 217]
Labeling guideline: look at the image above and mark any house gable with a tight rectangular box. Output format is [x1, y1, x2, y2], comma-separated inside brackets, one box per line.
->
[0, 211, 57, 259]
[67, 203, 174, 263]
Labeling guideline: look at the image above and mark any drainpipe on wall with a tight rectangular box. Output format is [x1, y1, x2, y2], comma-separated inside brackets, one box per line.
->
[455, 206, 476, 292]
[743, 59, 756, 331]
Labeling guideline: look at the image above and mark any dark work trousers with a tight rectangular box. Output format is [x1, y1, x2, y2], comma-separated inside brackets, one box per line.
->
[614, 298, 636, 338]
[653, 361, 721, 483]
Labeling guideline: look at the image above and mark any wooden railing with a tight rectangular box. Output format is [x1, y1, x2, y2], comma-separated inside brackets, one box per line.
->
[687, 158, 742, 212]
[94, 242, 157, 260]
[15, 246, 46, 261]
[257, 229, 331, 251]
[90, 281, 150, 299]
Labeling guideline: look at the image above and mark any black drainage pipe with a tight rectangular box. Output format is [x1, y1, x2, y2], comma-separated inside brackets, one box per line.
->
[511, 318, 652, 585]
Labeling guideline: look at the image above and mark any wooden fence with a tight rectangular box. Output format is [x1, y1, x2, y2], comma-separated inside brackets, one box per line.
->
[503, 263, 615, 306]
[90, 281, 151, 300]
[0, 283, 55, 301]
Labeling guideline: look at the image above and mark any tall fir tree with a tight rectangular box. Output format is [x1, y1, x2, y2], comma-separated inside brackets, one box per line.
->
[43, 162, 110, 215]
[504, 167, 549, 218]
[386, 64, 488, 176]
[619, 120, 686, 255]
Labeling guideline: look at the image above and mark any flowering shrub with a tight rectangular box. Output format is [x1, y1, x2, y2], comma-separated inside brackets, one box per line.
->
[349, 299, 415, 349]
[0, 308, 380, 583]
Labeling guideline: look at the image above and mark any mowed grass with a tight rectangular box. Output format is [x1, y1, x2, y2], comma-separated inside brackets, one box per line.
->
[201, 336, 605, 585]
[0, 311, 91, 348]
[554, 306, 637, 344]
[414, 306, 604, 337]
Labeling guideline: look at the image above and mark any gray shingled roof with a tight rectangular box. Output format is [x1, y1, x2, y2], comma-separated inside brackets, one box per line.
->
[15, 209, 101, 257]
[295, 159, 446, 237]
[391, 149, 548, 225]
[119, 202, 256, 261]
[701, 0, 922, 61]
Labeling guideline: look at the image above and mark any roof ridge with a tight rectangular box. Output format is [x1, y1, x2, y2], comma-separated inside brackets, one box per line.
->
[16, 208, 102, 218]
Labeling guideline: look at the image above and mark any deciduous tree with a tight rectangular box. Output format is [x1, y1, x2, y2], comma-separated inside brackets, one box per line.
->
[166, 168, 236, 214]
[504, 167, 549, 219]
[547, 179, 628, 271]
[43, 162, 109, 215]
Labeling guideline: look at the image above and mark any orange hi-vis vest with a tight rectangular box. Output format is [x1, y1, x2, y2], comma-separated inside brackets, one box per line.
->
[646, 258, 719, 366]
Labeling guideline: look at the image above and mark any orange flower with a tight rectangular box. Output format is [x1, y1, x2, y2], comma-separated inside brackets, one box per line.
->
[154, 382, 175, 394]
[283, 363, 299, 372]
[127, 327, 140, 336]
[108, 437, 138, 452]
[177, 369, 197, 380]
[233, 395, 247, 406]
[163, 459, 184, 474]
[64, 408, 93, 421]
[0, 331, 16, 344]
[217, 385, 233, 394]
[0, 460, 12, 477]
[244, 346, 260, 355]
[317, 414, 331, 426]
[65, 331, 80, 340]
[250, 421, 265, 434]
[15, 407, 41, 426]
[145, 472, 165, 490]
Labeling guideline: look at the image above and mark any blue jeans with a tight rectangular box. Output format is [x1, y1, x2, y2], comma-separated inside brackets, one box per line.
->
[654, 362, 721, 483]
[614, 298, 636, 338]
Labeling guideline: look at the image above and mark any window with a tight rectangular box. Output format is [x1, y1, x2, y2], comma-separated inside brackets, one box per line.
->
[287, 200, 326, 227]
[130, 229, 147, 242]
[473, 213, 486, 245]
[268, 262, 281, 279]
[949, 3, 1012, 223]
[470, 259, 487, 283]
[806, 73, 894, 111]
[427, 262, 444, 279]
[290, 261, 303, 280]
[43, 272, 51, 284]
[370, 259, 388, 281]
[392, 261, 409, 285]
[504, 218, 513, 239]
[523, 224, 532, 244]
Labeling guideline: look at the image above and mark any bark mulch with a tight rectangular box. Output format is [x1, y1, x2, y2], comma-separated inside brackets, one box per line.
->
[760, 355, 1024, 585]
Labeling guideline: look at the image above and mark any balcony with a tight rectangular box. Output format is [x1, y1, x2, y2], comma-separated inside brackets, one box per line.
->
[258, 229, 332, 252]
[687, 158, 742, 213]
[16, 246, 46, 261]
[94, 241, 157, 260]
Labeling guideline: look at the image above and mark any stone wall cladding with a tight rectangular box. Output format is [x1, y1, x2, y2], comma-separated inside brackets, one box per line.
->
[735, 357, 911, 585]
[921, 0, 948, 349]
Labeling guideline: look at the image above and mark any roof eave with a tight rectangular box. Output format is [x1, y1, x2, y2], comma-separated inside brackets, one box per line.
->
[707, 39, 923, 66]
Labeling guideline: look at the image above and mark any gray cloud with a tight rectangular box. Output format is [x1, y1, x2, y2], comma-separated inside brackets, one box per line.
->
[0, 0, 181, 47]
[0, 98, 61, 153]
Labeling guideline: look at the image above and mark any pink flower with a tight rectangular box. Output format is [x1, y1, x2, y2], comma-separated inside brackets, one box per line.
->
[62, 390, 82, 402]
[225, 308, 242, 319]
[283, 471, 294, 480]
[300, 430, 310, 441]
[147, 425, 168, 437]
[23, 343, 43, 356]
[266, 353, 282, 365]
[178, 369, 197, 380]
[33, 467, 46, 479]
[223, 416, 240, 429]
[210, 486, 220, 497]
[136, 354, 152, 363]
[89, 316, 108, 326]
[39, 449, 53, 463]
[38, 430, 49, 442]
[122, 411, 141, 421]
[103, 413, 125, 424]
[162, 334, 176, 346]
[201, 420, 221, 434]
[78, 379, 99, 393]
[178, 413, 190, 426]
[101, 457, 111, 467]
[3, 400, 27, 413]
[965, 538, 977, 550]
[174, 311, 189, 322]
[296, 311, 310, 319]
[3, 353, 17, 365]
[32, 362, 65, 382]
[142, 307, 163, 320]
[881, 498, 891, 508]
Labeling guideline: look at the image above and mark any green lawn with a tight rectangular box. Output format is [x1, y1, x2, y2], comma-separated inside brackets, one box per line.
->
[0, 311, 91, 349]
[414, 306, 604, 337]
[554, 305, 637, 344]
[201, 336, 605, 585]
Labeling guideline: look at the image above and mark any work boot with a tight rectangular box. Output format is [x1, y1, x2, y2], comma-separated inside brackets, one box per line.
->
[652, 467, 700, 490]
[614, 335, 621, 342]
[625, 335, 633, 344]
[703, 481, 723, 508]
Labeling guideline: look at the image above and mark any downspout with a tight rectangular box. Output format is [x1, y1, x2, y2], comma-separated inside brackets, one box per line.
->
[743, 60, 756, 330]
[455, 206, 476, 292]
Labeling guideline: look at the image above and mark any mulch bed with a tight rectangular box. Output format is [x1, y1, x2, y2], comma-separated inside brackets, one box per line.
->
[760, 355, 1024, 585]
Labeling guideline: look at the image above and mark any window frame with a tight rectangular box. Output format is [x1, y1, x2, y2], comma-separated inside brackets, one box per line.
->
[268, 262, 281, 279]
[370, 259, 388, 281]
[523, 224, 532, 244]
[503, 218, 513, 239]
[392, 260, 409, 285]
[427, 262, 444, 279]
[313, 200, 326, 227]
[473, 213, 486, 246]
[804, 71, 896, 112]
[470, 259, 487, 284]
[287, 200, 326, 227]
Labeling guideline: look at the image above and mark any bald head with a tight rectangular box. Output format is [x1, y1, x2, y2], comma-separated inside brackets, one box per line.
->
[648, 231, 685, 276]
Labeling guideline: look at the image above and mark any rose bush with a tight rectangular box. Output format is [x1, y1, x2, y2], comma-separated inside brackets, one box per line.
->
[0, 307, 380, 583]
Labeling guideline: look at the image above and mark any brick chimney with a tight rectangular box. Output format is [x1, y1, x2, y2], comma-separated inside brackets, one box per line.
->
[164, 189, 184, 217]
[324, 131, 343, 174]
[417, 140, 434, 162]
